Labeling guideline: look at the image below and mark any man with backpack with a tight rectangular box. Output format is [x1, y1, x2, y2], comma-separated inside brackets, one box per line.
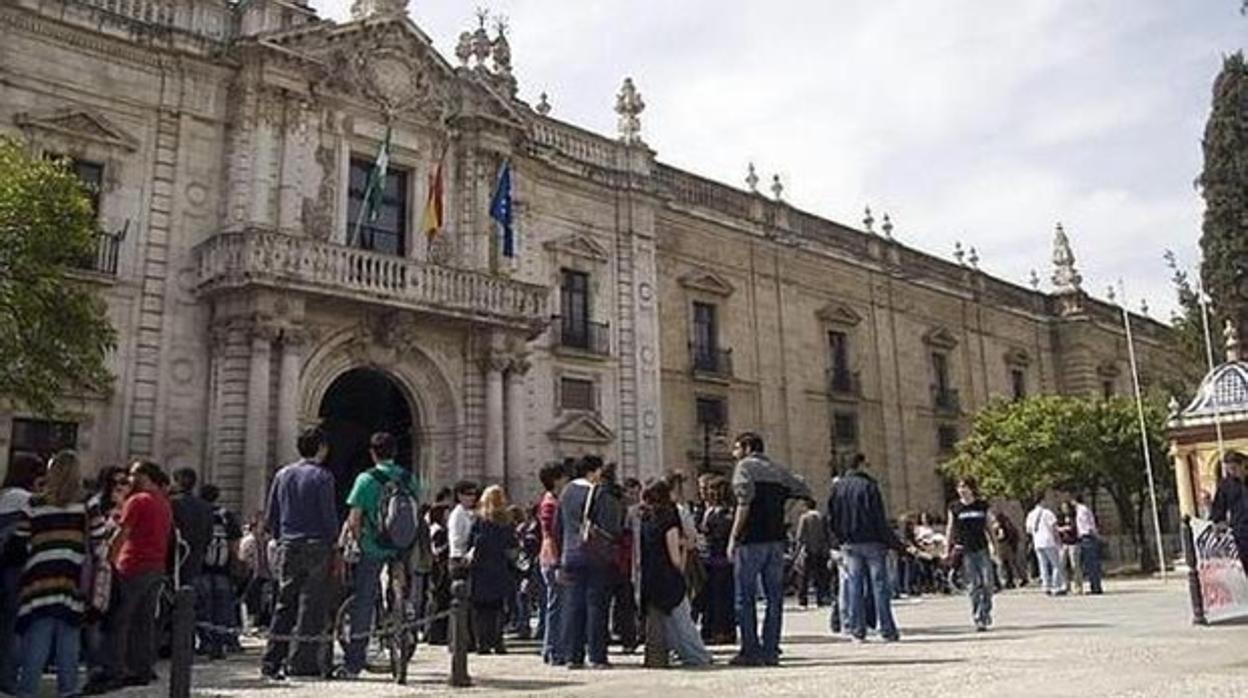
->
[199, 483, 242, 659]
[339, 432, 421, 679]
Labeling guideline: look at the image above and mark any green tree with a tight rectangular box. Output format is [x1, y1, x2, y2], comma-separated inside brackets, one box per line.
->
[0, 137, 115, 416]
[1162, 250, 1221, 401]
[1199, 52, 1248, 350]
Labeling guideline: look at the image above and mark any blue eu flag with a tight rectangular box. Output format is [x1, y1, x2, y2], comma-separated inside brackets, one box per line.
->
[490, 162, 514, 258]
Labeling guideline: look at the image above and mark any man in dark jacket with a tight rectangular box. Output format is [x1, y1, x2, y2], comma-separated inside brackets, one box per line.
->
[1211, 453, 1248, 575]
[826, 453, 901, 642]
[553, 455, 622, 669]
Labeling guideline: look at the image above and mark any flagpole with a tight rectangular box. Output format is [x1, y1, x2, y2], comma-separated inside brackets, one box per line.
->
[1118, 280, 1168, 578]
[1197, 283, 1228, 477]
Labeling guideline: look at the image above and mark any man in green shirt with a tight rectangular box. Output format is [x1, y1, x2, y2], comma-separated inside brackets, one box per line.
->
[338, 432, 419, 678]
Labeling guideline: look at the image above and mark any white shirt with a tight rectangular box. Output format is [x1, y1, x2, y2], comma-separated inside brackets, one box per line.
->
[447, 504, 477, 559]
[1074, 503, 1098, 538]
[1025, 505, 1059, 549]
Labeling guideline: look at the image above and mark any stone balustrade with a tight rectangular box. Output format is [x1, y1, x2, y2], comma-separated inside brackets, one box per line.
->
[194, 230, 550, 331]
[531, 118, 619, 169]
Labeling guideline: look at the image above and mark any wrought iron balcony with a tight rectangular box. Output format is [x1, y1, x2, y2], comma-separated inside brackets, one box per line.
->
[553, 316, 610, 356]
[72, 223, 126, 276]
[194, 230, 550, 332]
[827, 368, 862, 398]
[932, 385, 961, 413]
[691, 345, 733, 379]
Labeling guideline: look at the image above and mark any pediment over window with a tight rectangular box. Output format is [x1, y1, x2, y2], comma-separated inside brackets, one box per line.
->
[15, 109, 138, 151]
[679, 270, 735, 297]
[1004, 347, 1031, 367]
[923, 326, 959, 350]
[547, 412, 615, 445]
[544, 233, 610, 263]
[816, 303, 863, 327]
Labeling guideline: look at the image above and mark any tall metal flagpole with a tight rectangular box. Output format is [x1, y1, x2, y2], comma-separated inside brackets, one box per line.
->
[1197, 283, 1228, 476]
[1117, 281, 1167, 578]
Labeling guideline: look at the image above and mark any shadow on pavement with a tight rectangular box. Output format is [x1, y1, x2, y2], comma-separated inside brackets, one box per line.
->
[780, 657, 967, 668]
[471, 677, 581, 691]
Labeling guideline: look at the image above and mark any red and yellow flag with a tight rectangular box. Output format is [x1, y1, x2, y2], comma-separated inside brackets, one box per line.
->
[421, 152, 444, 240]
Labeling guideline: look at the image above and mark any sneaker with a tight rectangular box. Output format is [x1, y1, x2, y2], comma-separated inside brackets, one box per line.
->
[260, 667, 287, 681]
[331, 666, 361, 681]
[975, 624, 987, 633]
[762, 655, 780, 667]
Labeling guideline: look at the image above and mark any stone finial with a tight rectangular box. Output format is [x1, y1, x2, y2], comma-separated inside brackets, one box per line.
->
[770, 174, 784, 201]
[1106, 285, 1117, 304]
[471, 9, 493, 65]
[881, 213, 894, 239]
[455, 31, 473, 65]
[1225, 319, 1243, 362]
[535, 92, 551, 116]
[745, 162, 759, 193]
[1139, 299, 1149, 316]
[1051, 222, 1082, 292]
[615, 77, 645, 144]
[491, 21, 513, 74]
[350, 0, 407, 20]
[863, 206, 875, 233]
[954, 242, 965, 265]
[968, 246, 980, 269]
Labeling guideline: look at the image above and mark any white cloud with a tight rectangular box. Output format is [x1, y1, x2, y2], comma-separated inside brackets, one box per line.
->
[311, 0, 1243, 318]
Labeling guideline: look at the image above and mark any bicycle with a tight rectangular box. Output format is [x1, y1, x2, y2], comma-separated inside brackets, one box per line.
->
[334, 558, 417, 684]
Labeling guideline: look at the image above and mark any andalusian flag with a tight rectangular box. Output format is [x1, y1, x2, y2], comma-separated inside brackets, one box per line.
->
[421, 148, 445, 239]
[489, 160, 514, 258]
[351, 126, 391, 245]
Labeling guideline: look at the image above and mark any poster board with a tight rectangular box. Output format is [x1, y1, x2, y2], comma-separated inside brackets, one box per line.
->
[1191, 517, 1248, 623]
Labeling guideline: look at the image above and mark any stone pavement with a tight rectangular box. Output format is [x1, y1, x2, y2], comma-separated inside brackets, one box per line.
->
[103, 578, 1248, 698]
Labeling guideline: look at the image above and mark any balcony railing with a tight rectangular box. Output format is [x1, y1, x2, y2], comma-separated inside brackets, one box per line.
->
[827, 368, 862, 397]
[932, 386, 961, 413]
[553, 316, 610, 356]
[194, 230, 550, 331]
[73, 224, 126, 276]
[691, 345, 733, 379]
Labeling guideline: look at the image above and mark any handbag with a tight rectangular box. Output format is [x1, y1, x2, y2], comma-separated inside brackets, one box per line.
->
[580, 484, 616, 567]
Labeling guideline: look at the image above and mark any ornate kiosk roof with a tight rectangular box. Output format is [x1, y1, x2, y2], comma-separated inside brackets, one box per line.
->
[1169, 361, 1248, 430]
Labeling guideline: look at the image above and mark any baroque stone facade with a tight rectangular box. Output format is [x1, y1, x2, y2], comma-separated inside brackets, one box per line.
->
[0, 0, 1177, 514]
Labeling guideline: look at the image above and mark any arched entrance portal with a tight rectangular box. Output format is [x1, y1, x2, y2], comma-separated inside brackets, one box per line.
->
[318, 368, 417, 505]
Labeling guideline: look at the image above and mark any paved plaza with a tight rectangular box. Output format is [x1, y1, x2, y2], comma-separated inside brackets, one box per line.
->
[90, 578, 1248, 698]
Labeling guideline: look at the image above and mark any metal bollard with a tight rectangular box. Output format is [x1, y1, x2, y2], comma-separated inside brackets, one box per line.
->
[169, 586, 196, 698]
[1181, 516, 1207, 625]
[448, 580, 472, 687]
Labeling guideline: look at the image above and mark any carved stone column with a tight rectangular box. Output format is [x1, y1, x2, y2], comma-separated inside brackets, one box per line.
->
[504, 355, 531, 494]
[243, 324, 276, 516]
[483, 354, 508, 486]
[274, 328, 305, 468]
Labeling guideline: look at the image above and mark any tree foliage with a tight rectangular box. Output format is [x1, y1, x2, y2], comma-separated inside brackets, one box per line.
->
[1163, 250, 1222, 400]
[0, 137, 116, 416]
[1199, 52, 1248, 340]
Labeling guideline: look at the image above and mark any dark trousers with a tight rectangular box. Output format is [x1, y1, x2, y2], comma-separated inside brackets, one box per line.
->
[562, 564, 609, 666]
[195, 573, 237, 657]
[472, 600, 505, 652]
[100, 571, 163, 681]
[798, 552, 832, 606]
[262, 540, 332, 675]
[701, 562, 736, 643]
[608, 578, 638, 649]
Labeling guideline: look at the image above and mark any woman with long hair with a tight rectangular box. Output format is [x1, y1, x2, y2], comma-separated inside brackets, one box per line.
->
[467, 485, 518, 654]
[0, 454, 45, 694]
[639, 478, 712, 667]
[15, 451, 104, 697]
[699, 477, 736, 645]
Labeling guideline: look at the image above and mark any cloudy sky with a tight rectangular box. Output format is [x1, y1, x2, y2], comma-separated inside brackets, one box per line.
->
[316, 0, 1245, 318]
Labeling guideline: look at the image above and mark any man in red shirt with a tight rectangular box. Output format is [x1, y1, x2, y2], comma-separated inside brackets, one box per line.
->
[537, 462, 569, 665]
[85, 460, 172, 695]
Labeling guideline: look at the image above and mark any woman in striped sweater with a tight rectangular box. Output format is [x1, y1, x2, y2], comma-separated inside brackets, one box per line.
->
[14, 451, 104, 698]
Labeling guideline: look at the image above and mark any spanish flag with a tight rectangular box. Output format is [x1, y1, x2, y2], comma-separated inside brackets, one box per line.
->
[421, 151, 445, 239]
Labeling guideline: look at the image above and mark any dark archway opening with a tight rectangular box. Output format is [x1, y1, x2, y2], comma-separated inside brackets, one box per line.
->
[318, 368, 416, 508]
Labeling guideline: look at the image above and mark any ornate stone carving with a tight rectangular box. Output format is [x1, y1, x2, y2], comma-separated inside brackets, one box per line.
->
[312, 30, 451, 122]
[1051, 223, 1082, 292]
[15, 108, 138, 151]
[301, 145, 337, 241]
[615, 77, 645, 144]
[350, 0, 407, 21]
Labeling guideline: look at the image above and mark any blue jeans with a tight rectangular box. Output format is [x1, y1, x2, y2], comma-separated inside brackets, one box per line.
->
[1080, 537, 1104, 593]
[344, 555, 384, 673]
[561, 564, 609, 666]
[842, 543, 898, 640]
[195, 573, 237, 655]
[733, 541, 785, 660]
[541, 565, 565, 663]
[659, 597, 712, 666]
[533, 568, 548, 641]
[0, 566, 21, 693]
[18, 617, 80, 698]
[962, 549, 994, 627]
[1035, 547, 1065, 593]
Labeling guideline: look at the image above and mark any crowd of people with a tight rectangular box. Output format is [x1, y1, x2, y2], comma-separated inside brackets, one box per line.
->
[0, 426, 1119, 695]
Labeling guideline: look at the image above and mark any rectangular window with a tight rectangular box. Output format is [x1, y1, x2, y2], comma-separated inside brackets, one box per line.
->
[932, 352, 949, 393]
[8, 418, 78, 465]
[833, 413, 858, 446]
[347, 158, 408, 256]
[559, 377, 595, 412]
[1102, 380, 1115, 399]
[829, 331, 850, 381]
[695, 396, 727, 428]
[937, 424, 959, 453]
[560, 269, 591, 349]
[1011, 369, 1027, 401]
[48, 155, 104, 218]
[692, 302, 718, 369]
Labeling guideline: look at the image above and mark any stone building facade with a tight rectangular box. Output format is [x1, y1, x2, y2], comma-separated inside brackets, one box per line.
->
[0, 0, 1177, 514]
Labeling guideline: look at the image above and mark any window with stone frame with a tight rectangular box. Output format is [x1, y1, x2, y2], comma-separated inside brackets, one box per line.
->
[347, 157, 408, 256]
[1102, 379, 1115, 399]
[47, 154, 104, 218]
[828, 330, 852, 390]
[8, 418, 78, 465]
[833, 412, 858, 448]
[695, 396, 727, 428]
[1010, 368, 1027, 401]
[560, 269, 591, 349]
[559, 377, 596, 412]
[937, 424, 959, 454]
[692, 301, 719, 369]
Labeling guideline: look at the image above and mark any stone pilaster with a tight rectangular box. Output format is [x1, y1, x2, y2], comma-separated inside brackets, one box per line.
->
[243, 323, 278, 516]
[505, 355, 531, 494]
[482, 354, 508, 486]
[274, 327, 306, 468]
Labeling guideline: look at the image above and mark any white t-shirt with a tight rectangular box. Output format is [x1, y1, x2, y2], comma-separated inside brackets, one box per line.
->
[1074, 503, 1098, 538]
[447, 504, 477, 559]
[1026, 505, 1059, 549]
